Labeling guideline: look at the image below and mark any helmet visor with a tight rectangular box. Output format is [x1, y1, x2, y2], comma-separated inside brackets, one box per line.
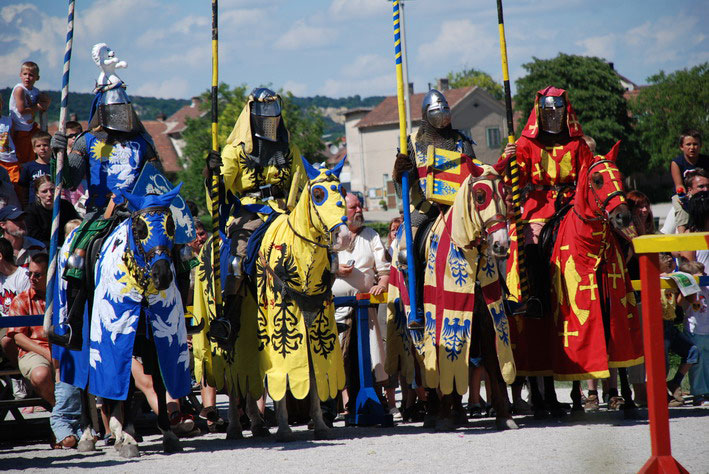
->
[427, 106, 451, 129]
[251, 98, 281, 117]
[539, 96, 565, 134]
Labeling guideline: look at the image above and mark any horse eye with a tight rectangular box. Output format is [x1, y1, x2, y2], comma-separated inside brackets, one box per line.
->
[475, 190, 487, 204]
[592, 172, 604, 188]
[134, 217, 148, 240]
[312, 186, 326, 204]
[165, 216, 175, 238]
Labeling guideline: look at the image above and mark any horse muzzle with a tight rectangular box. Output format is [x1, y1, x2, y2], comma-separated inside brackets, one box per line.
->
[609, 204, 638, 241]
[330, 224, 353, 252]
[151, 259, 173, 291]
[488, 227, 509, 258]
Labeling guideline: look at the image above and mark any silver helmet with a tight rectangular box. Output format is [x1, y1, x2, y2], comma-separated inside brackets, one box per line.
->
[250, 87, 282, 142]
[421, 89, 451, 129]
[539, 95, 565, 134]
[95, 87, 138, 132]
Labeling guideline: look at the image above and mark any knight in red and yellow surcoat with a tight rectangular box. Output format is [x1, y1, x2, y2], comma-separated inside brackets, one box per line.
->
[504, 86, 593, 375]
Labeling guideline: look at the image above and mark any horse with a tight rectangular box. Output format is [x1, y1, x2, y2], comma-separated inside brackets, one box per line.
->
[254, 156, 351, 441]
[53, 185, 190, 457]
[387, 156, 518, 431]
[511, 143, 642, 418]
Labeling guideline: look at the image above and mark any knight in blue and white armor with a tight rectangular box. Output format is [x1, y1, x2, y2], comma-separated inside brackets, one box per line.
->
[48, 45, 162, 350]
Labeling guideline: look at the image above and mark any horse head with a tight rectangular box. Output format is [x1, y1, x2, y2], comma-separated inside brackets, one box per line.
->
[299, 156, 352, 251]
[118, 184, 182, 292]
[576, 141, 637, 241]
[455, 156, 510, 257]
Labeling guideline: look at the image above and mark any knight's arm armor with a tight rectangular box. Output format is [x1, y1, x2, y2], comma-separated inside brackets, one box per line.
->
[63, 133, 89, 189]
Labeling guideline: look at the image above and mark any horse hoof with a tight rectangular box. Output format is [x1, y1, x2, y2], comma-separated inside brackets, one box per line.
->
[251, 424, 271, 438]
[275, 430, 295, 443]
[569, 407, 585, 420]
[119, 443, 140, 458]
[314, 428, 332, 441]
[533, 409, 550, 420]
[434, 418, 455, 432]
[226, 430, 244, 440]
[495, 418, 519, 430]
[162, 432, 183, 454]
[77, 439, 96, 452]
[549, 406, 567, 418]
[422, 415, 436, 429]
[623, 408, 641, 420]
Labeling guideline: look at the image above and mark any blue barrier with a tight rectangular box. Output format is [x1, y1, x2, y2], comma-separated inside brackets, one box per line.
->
[0, 315, 44, 329]
[334, 295, 393, 427]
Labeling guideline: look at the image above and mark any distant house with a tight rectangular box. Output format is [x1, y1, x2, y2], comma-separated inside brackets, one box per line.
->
[162, 97, 206, 161]
[344, 85, 507, 210]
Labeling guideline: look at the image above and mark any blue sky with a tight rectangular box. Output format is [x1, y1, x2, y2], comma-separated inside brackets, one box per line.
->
[1, 0, 707, 99]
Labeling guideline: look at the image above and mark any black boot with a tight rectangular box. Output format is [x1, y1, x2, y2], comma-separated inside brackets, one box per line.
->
[207, 294, 242, 350]
[48, 281, 86, 351]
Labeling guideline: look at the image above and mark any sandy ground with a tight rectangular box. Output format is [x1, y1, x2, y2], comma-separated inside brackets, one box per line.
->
[2, 392, 708, 473]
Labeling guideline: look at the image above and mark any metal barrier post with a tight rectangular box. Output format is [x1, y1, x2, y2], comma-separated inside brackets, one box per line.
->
[633, 234, 702, 474]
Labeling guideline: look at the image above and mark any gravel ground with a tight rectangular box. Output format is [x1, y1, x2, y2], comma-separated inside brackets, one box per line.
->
[2, 395, 708, 473]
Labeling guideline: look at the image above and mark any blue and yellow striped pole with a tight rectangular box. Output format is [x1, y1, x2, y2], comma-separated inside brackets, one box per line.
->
[391, 0, 420, 328]
[45, 0, 75, 330]
[209, 0, 223, 320]
[496, 0, 532, 308]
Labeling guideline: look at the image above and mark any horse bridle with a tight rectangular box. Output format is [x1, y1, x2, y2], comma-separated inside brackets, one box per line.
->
[576, 159, 626, 223]
[287, 176, 344, 250]
[469, 173, 507, 237]
[131, 206, 173, 264]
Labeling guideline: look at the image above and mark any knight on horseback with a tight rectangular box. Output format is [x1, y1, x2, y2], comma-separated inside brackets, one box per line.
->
[48, 43, 169, 352]
[502, 86, 595, 417]
[391, 89, 478, 327]
[203, 87, 305, 349]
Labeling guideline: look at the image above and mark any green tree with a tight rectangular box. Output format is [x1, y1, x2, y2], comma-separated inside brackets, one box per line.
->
[513, 53, 639, 173]
[446, 68, 503, 100]
[177, 84, 325, 212]
[629, 63, 708, 171]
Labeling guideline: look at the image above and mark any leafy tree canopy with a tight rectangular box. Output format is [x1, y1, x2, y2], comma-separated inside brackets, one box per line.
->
[178, 83, 325, 212]
[629, 63, 708, 171]
[513, 53, 639, 173]
[446, 68, 504, 100]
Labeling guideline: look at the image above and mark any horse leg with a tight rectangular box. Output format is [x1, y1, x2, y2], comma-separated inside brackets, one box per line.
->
[226, 391, 244, 440]
[543, 376, 566, 417]
[434, 394, 456, 432]
[476, 300, 518, 430]
[153, 370, 182, 453]
[274, 395, 294, 442]
[308, 370, 332, 440]
[422, 388, 439, 429]
[246, 393, 270, 437]
[529, 377, 549, 419]
[570, 381, 584, 415]
[619, 368, 639, 419]
[77, 390, 97, 452]
[106, 400, 139, 458]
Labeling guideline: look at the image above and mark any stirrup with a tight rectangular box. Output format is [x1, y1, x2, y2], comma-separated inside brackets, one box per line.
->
[207, 318, 233, 345]
[513, 297, 544, 319]
[48, 324, 83, 351]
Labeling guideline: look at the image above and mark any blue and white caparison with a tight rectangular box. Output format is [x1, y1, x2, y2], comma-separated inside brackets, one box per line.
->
[87, 185, 191, 400]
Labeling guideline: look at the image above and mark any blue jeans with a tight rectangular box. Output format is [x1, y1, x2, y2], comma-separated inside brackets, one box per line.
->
[50, 381, 82, 441]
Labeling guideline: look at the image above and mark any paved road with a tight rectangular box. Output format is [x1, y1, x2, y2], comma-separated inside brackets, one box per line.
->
[3, 401, 707, 473]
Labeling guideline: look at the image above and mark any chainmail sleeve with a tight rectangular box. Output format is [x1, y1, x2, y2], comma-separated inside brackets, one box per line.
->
[459, 132, 476, 158]
[63, 134, 88, 189]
